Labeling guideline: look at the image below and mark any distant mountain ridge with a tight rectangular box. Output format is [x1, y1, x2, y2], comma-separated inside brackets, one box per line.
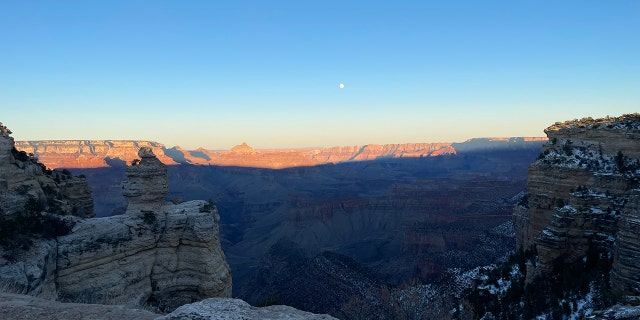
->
[16, 137, 546, 169]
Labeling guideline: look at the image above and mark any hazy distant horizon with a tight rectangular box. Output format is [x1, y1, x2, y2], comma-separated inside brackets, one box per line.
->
[2, 1, 638, 149]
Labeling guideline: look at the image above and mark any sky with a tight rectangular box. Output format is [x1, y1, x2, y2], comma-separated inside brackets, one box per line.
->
[1, 1, 639, 149]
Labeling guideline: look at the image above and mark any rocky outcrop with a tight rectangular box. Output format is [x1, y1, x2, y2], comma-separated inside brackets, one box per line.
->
[55, 199, 232, 311]
[15, 140, 179, 168]
[122, 147, 169, 212]
[0, 293, 337, 320]
[16, 138, 546, 169]
[158, 298, 338, 320]
[54, 148, 232, 311]
[0, 122, 94, 218]
[0, 293, 158, 320]
[513, 114, 640, 296]
[1, 123, 232, 312]
[1, 122, 337, 319]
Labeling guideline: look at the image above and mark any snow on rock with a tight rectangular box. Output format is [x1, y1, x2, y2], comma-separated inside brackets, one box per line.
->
[609, 305, 640, 319]
[476, 264, 520, 297]
[157, 298, 338, 320]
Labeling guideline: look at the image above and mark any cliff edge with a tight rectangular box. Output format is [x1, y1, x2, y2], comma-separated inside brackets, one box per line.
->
[513, 114, 640, 297]
[56, 147, 232, 311]
[0, 122, 232, 312]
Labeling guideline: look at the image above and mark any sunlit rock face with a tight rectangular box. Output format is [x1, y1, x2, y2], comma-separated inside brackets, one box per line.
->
[17, 137, 549, 170]
[14, 140, 178, 168]
[513, 114, 640, 295]
[16, 140, 461, 169]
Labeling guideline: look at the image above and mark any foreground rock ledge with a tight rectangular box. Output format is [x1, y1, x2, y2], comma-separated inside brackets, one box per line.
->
[0, 293, 338, 320]
[157, 298, 337, 320]
[0, 139, 232, 311]
[54, 147, 233, 310]
[0, 293, 157, 320]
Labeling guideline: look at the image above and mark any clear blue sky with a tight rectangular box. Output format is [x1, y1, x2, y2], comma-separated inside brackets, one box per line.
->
[1, 1, 639, 149]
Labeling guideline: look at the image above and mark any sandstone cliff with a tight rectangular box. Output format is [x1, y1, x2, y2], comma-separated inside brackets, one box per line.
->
[16, 138, 546, 169]
[0, 123, 94, 219]
[15, 140, 178, 168]
[55, 148, 232, 311]
[0, 123, 232, 312]
[513, 114, 640, 296]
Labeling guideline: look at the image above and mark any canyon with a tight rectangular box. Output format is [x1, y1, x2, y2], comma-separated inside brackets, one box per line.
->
[55, 137, 546, 315]
[4, 114, 640, 319]
[1, 121, 341, 320]
[15, 138, 546, 169]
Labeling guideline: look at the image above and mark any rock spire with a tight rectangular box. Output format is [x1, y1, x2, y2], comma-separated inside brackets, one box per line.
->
[122, 147, 169, 212]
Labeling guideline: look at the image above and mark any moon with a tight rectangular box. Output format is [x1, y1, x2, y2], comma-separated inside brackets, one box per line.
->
[339, 83, 345, 89]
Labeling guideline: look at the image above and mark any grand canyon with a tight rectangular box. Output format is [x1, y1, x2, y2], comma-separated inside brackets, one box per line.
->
[15, 137, 547, 292]
[2, 114, 640, 319]
[14, 138, 546, 169]
[3, 1, 636, 318]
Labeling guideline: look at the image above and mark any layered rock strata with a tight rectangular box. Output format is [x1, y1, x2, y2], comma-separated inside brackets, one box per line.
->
[0, 122, 94, 218]
[0, 123, 232, 311]
[122, 147, 169, 212]
[513, 114, 640, 295]
[16, 138, 546, 169]
[15, 140, 178, 168]
[55, 148, 232, 310]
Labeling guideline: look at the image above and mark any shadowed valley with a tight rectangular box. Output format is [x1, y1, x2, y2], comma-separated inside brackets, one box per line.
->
[21, 138, 546, 314]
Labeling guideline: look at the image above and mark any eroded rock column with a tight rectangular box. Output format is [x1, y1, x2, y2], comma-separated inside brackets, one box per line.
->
[122, 147, 169, 213]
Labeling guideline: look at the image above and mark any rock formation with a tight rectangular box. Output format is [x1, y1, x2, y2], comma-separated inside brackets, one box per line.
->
[55, 147, 232, 311]
[0, 292, 338, 320]
[1, 122, 341, 319]
[0, 123, 232, 312]
[157, 298, 338, 320]
[122, 147, 169, 212]
[15, 140, 178, 168]
[16, 138, 547, 169]
[513, 114, 640, 296]
[0, 292, 158, 320]
[0, 122, 94, 219]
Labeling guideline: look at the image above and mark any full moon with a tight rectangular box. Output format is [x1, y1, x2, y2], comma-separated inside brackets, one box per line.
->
[339, 83, 345, 89]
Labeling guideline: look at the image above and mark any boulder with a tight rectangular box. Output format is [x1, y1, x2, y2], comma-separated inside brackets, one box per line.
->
[158, 298, 337, 320]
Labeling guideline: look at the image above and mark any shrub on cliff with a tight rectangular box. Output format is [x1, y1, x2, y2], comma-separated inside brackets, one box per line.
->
[200, 199, 216, 213]
[0, 196, 75, 260]
[142, 210, 156, 224]
[10, 147, 29, 162]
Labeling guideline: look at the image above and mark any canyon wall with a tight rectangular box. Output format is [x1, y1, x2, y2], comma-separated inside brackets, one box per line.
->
[16, 140, 178, 168]
[513, 114, 640, 296]
[0, 124, 94, 219]
[16, 138, 546, 169]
